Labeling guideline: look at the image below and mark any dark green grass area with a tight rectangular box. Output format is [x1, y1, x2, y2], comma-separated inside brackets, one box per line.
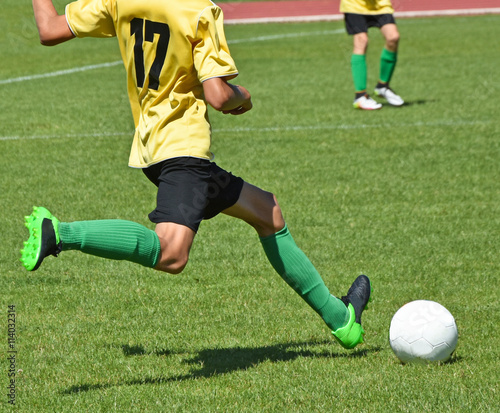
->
[1, 10, 499, 413]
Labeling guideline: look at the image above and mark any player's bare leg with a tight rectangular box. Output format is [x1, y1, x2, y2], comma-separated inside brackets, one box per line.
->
[380, 23, 399, 52]
[353, 31, 369, 55]
[222, 182, 284, 237]
[154, 222, 196, 274]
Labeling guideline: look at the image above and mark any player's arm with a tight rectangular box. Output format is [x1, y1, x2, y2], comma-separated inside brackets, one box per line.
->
[203, 77, 253, 115]
[32, 0, 75, 46]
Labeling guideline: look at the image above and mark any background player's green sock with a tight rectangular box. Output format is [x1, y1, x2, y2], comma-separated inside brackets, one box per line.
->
[59, 220, 161, 268]
[351, 53, 367, 93]
[379, 48, 398, 84]
[260, 225, 349, 331]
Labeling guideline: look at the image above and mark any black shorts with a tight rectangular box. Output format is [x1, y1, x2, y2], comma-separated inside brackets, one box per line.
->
[143, 157, 244, 232]
[344, 13, 396, 35]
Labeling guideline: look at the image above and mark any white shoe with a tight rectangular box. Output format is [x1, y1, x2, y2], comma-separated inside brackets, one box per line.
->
[374, 86, 404, 106]
[353, 95, 382, 110]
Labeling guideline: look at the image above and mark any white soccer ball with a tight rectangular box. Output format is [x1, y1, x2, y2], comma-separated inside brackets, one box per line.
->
[389, 300, 458, 364]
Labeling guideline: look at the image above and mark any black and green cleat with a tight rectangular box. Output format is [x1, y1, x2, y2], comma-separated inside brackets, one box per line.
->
[20, 206, 61, 271]
[332, 274, 373, 349]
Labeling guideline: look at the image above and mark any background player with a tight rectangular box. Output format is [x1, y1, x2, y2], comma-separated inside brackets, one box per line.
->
[24, 0, 371, 349]
[340, 0, 404, 109]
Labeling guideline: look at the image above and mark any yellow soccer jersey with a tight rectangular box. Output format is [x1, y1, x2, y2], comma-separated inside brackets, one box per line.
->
[340, 0, 394, 15]
[65, 0, 238, 168]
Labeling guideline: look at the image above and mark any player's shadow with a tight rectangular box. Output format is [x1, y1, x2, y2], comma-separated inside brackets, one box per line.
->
[399, 99, 434, 107]
[64, 341, 380, 394]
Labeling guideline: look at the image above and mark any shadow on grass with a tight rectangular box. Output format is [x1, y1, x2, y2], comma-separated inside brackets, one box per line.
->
[400, 99, 435, 107]
[64, 341, 381, 394]
[440, 354, 463, 365]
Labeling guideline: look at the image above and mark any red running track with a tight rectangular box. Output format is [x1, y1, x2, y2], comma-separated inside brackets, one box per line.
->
[220, 0, 500, 24]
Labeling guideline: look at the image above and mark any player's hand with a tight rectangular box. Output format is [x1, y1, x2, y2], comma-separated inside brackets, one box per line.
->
[222, 100, 253, 115]
[203, 79, 252, 114]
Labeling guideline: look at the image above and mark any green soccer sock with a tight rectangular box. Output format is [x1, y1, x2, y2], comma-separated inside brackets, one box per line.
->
[59, 220, 161, 268]
[351, 54, 367, 93]
[260, 225, 349, 331]
[379, 48, 398, 84]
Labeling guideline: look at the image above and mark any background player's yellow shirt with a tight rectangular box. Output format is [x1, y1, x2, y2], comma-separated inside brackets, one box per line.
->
[66, 0, 238, 168]
[340, 0, 394, 15]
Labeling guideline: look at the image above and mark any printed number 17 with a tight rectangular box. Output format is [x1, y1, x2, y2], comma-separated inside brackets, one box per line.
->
[130, 18, 170, 90]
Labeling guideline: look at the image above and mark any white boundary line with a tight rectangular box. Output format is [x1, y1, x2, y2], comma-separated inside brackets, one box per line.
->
[0, 61, 123, 86]
[0, 19, 496, 141]
[396, 8, 500, 18]
[0, 132, 130, 142]
[0, 30, 343, 86]
[1, 8, 498, 83]
[215, 119, 493, 133]
[225, 15, 343, 24]
[228, 28, 344, 43]
[0, 120, 492, 142]
[224, 8, 500, 24]
[1, 3, 498, 85]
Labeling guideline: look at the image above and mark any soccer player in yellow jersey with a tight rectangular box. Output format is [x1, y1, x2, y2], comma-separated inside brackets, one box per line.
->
[24, 0, 371, 349]
[340, 0, 404, 109]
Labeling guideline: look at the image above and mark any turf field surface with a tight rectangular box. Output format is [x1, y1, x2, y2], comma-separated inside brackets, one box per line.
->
[1, 4, 499, 412]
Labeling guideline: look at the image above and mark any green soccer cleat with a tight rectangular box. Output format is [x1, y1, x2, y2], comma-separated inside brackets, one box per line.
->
[20, 206, 61, 271]
[332, 274, 372, 349]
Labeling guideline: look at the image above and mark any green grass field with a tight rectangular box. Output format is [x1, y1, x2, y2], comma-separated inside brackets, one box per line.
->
[1, 3, 499, 412]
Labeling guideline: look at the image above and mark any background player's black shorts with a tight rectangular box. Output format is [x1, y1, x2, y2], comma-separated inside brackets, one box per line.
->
[344, 13, 396, 35]
[143, 157, 244, 232]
